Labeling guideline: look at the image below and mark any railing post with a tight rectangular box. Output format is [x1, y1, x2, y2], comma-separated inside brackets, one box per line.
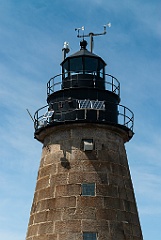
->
[53, 78, 54, 93]
[35, 111, 38, 130]
[124, 107, 126, 126]
[132, 113, 134, 130]
[47, 82, 49, 96]
[85, 109, 87, 119]
[93, 72, 95, 88]
[118, 82, 120, 97]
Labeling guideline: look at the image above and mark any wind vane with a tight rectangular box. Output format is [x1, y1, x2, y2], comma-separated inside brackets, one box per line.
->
[75, 23, 111, 52]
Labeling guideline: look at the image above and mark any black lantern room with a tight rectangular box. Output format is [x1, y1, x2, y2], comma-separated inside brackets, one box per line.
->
[61, 40, 106, 89]
[34, 38, 134, 141]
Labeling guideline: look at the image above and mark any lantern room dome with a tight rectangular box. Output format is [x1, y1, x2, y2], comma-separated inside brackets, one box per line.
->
[61, 39, 106, 75]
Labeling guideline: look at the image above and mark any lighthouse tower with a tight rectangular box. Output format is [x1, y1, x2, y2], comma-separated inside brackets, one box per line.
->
[26, 29, 143, 240]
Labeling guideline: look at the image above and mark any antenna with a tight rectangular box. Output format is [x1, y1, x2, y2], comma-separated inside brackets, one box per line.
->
[26, 109, 34, 122]
[75, 23, 111, 52]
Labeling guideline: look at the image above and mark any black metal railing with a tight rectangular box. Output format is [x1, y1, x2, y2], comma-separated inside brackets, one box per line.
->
[118, 104, 134, 131]
[34, 102, 134, 132]
[47, 71, 120, 97]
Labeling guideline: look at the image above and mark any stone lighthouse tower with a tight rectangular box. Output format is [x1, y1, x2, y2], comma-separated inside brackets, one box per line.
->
[26, 28, 143, 239]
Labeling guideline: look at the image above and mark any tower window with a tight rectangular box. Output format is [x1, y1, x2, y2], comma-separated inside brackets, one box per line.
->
[83, 232, 97, 240]
[82, 139, 94, 151]
[82, 183, 95, 196]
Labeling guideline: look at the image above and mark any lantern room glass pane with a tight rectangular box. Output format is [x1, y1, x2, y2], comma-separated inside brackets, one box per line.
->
[70, 57, 83, 72]
[63, 60, 69, 71]
[62, 60, 69, 78]
[84, 57, 98, 72]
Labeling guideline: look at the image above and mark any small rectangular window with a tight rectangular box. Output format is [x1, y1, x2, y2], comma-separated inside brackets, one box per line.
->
[82, 139, 94, 151]
[83, 232, 97, 240]
[82, 183, 95, 196]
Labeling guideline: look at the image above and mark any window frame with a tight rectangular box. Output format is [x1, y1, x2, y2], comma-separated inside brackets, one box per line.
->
[81, 183, 95, 196]
[83, 232, 97, 240]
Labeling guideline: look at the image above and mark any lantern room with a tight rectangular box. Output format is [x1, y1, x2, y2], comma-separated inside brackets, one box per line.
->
[61, 40, 106, 89]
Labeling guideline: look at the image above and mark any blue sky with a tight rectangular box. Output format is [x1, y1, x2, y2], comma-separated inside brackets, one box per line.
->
[0, 0, 160, 239]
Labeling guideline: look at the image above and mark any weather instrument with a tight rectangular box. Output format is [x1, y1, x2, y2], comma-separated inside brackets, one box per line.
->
[75, 23, 111, 52]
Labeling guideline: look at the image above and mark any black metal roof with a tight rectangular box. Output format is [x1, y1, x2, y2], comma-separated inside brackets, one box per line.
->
[61, 40, 106, 66]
